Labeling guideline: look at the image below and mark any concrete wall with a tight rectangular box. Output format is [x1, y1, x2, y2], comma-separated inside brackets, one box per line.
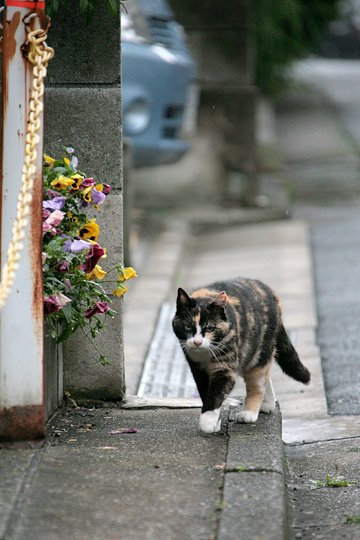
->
[168, 0, 258, 205]
[44, 4, 125, 400]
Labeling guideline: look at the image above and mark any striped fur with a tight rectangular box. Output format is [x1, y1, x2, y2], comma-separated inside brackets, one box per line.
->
[172, 277, 310, 433]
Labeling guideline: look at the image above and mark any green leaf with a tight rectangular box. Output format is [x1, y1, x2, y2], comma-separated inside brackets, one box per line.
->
[61, 303, 74, 323]
[100, 355, 112, 365]
[56, 323, 78, 343]
[107, 0, 119, 16]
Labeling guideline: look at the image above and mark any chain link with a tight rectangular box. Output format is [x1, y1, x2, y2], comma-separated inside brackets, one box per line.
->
[0, 14, 54, 310]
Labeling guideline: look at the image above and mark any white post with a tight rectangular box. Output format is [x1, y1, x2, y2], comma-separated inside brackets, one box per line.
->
[0, 0, 45, 440]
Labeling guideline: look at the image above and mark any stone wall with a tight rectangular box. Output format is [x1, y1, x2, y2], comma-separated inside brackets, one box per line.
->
[44, 4, 125, 400]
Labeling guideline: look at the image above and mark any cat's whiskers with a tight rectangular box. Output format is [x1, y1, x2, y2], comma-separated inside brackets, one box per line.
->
[208, 344, 228, 367]
[211, 342, 233, 358]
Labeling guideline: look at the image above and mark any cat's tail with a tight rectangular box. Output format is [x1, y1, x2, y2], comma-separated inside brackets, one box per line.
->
[275, 324, 311, 384]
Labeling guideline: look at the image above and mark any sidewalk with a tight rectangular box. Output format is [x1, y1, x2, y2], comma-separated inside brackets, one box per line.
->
[1, 403, 284, 540]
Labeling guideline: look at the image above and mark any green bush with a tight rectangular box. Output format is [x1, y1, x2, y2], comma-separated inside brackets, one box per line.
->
[170, 0, 341, 94]
[255, 0, 341, 94]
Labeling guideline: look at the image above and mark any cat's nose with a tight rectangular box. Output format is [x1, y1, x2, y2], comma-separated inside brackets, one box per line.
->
[193, 335, 203, 347]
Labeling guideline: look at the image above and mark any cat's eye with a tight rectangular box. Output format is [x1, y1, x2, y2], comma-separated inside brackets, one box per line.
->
[205, 323, 215, 332]
[184, 323, 193, 331]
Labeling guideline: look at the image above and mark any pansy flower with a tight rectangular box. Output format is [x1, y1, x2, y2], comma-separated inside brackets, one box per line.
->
[70, 174, 84, 191]
[51, 175, 75, 190]
[70, 238, 91, 254]
[95, 183, 112, 196]
[86, 265, 107, 280]
[43, 196, 66, 212]
[44, 154, 55, 166]
[113, 285, 128, 297]
[84, 301, 110, 319]
[81, 243, 105, 273]
[43, 210, 65, 234]
[119, 267, 138, 282]
[82, 186, 93, 203]
[91, 189, 106, 206]
[79, 221, 99, 242]
[80, 177, 96, 189]
[44, 292, 71, 314]
[67, 210, 79, 225]
[46, 210, 65, 227]
[58, 261, 70, 273]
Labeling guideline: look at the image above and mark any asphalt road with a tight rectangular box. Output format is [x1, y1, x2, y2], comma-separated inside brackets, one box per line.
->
[304, 207, 360, 415]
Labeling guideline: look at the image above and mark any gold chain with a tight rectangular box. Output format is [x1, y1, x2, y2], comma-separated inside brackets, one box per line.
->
[0, 16, 54, 310]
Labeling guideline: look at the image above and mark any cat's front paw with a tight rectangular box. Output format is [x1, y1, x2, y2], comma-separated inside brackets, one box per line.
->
[199, 410, 221, 434]
[236, 410, 259, 424]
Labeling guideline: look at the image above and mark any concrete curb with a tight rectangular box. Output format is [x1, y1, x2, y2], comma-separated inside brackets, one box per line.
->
[219, 405, 288, 540]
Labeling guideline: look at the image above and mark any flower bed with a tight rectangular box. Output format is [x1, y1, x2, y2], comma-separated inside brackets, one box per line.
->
[43, 149, 136, 364]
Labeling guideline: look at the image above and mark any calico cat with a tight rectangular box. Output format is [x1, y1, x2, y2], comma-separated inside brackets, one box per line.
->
[172, 278, 310, 434]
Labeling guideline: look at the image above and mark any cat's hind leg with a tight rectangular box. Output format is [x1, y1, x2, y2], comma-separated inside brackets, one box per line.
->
[236, 364, 270, 424]
[260, 377, 276, 413]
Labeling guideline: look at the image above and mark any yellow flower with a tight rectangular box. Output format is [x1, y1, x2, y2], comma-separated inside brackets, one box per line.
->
[64, 157, 71, 165]
[79, 220, 99, 241]
[119, 266, 138, 282]
[44, 154, 55, 165]
[51, 175, 75, 190]
[67, 210, 79, 225]
[70, 174, 84, 190]
[86, 265, 107, 280]
[95, 184, 104, 192]
[113, 285, 128, 297]
[82, 186, 93, 203]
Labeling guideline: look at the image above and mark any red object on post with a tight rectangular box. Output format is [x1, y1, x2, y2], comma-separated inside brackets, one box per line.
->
[6, 1, 45, 7]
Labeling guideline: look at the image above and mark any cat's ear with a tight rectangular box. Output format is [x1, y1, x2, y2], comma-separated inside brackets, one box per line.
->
[212, 291, 227, 308]
[209, 291, 227, 319]
[177, 288, 192, 309]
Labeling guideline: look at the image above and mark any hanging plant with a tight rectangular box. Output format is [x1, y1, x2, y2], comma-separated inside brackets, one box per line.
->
[42, 149, 137, 364]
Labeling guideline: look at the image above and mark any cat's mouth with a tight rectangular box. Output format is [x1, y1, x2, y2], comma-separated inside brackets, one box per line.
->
[188, 337, 210, 350]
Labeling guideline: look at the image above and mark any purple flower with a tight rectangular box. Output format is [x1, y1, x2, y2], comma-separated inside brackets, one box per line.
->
[102, 184, 111, 195]
[43, 196, 66, 212]
[58, 261, 70, 273]
[81, 243, 104, 273]
[43, 209, 51, 220]
[62, 236, 72, 252]
[70, 239, 91, 254]
[71, 155, 79, 168]
[80, 177, 95, 189]
[66, 147, 75, 155]
[84, 301, 110, 319]
[44, 292, 71, 315]
[91, 189, 106, 205]
[45, 189, 61, 199]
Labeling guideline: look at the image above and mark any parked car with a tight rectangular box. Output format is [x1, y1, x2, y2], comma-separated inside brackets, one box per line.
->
[121, 0, 198, 168]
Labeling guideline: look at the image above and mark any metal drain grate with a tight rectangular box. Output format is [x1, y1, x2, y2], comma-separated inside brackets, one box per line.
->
[137, 303, 198, 398]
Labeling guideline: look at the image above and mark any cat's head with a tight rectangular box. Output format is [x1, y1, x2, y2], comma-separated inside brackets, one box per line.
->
[172, 288, 230, 352]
